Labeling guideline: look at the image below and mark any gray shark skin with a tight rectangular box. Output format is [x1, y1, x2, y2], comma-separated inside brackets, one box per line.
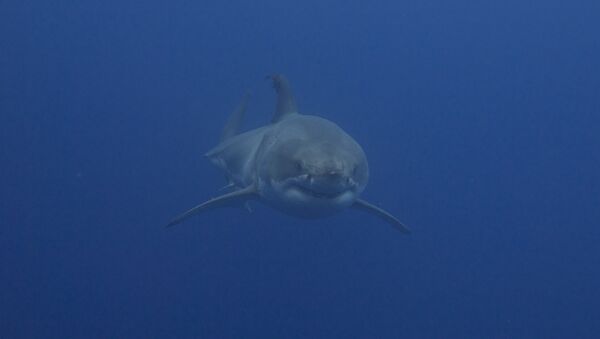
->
[167, 75, 410, 234]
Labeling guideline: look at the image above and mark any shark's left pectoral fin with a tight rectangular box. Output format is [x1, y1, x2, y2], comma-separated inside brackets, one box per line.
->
[352, 199, 411, 234]
[167, 185, 257, 228]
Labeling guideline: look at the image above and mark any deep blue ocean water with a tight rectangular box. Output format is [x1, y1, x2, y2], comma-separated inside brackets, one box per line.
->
[1, 1, 599, 338]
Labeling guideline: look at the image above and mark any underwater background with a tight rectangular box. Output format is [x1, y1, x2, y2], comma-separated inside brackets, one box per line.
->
[1, 0, 599, 338]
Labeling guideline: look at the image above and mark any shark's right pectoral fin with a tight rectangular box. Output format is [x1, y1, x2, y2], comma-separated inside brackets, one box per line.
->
[166, 185, 257, 228]
[352, 198, 411, 234]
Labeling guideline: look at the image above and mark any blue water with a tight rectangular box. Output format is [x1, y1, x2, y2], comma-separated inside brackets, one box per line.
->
[1, 1, 599, 338]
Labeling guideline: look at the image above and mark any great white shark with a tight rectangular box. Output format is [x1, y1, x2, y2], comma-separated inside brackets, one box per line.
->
[167, 74, 410, 233]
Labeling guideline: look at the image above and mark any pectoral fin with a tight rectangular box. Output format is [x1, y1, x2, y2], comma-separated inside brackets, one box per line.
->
[166, 185, 257, 228]
[352, 199, 411, 234]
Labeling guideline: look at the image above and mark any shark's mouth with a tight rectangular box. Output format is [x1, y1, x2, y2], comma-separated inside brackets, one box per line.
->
[293, 184, 345, 199]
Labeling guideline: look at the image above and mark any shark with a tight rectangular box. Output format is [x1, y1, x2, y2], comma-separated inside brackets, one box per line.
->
[167, 74, 410, 233]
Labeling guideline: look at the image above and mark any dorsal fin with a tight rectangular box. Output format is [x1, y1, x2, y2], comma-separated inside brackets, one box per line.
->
[220, 92, 250, 142]
[268, 74, 298, 123]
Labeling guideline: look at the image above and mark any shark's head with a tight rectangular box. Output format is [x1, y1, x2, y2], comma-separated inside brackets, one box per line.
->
[257, 116, 369, 217]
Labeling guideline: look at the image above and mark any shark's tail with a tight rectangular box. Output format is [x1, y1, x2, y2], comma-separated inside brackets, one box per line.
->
[220, 92, 250, 142]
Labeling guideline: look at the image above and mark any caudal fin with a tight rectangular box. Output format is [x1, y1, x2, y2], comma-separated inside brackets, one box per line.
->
[220, 92, 250, 142]
[267, 74, 298, 123]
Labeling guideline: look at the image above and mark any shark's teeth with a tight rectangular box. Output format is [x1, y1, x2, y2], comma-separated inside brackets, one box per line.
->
[294, 184, 343, 199]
